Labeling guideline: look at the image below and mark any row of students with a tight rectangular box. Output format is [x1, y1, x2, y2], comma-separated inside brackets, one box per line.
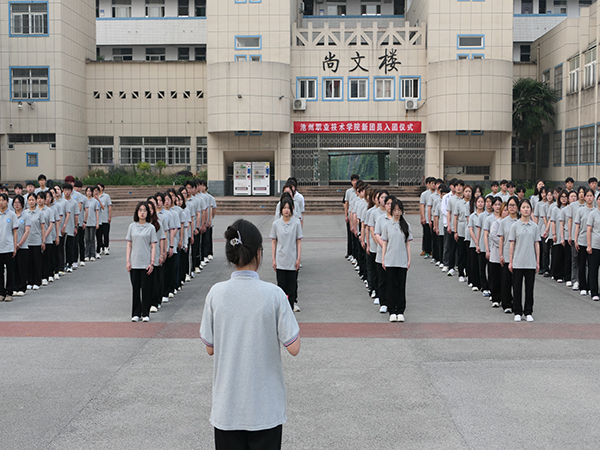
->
[0, 183, 112, 302]
[343, 177, 413, 322]
[126, 180, 216, 322]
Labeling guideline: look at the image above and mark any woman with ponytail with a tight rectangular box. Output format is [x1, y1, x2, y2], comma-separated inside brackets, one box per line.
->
[200, 219, 300, 450]
[381, 198, 413, 322]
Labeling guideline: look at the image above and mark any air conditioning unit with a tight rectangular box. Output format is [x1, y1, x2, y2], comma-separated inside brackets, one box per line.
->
[50, 142, 56, 149]
[293, 98, 306, 111]
[7, 143, 15, 150]
[405, 99, 418, 110]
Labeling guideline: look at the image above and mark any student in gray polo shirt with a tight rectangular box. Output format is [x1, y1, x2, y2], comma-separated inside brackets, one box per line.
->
[585, 198, 600, 301]
[508, 199, 541, 322]
[270, 195, 303, 311]
[0, 193, 19, 301]
[201, 219, 299, 449]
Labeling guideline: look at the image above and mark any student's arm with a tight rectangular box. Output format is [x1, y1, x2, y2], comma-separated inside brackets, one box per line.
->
[84, 207, 89, 228]
[484, 230, 490, 258]
[475, 227, 482, 253]
[499, 235, 505, 265]
[406, 241, 411, 270]
[420, 202, 425, 224]
[17, 226, 30, 249]
[552, 220, 557, 243]
[568, 217, 573, 245]
[446, 209, 453, 232]
[453, 214, 459, 241]
[95, 209, 99, 229]
[55, 220, 60, 245]
[295, 239, 302, 270]
[575, 223, 581, 251]
[271, 238, 277, 271]
[344, 201, 349, 222]
[169, 229, 176, 256]
[286, 338, 300, 356]
[108, 203, 112, 223]
[40, 221, 46, 251]
[508, 241, 515, 273]
[148, 242, 156, 274]
[61, 211, 70, 234]
[195, 211, 201, 235]
[160, 238, 166, 264]
[126, 241, 132, 271]
[535, 241, 540, 273]
[587, 225, 593, 254]
[12, 228, 18, 257]
[381, 241, 388, 269]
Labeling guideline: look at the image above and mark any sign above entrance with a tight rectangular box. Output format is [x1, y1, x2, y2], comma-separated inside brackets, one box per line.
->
[294, 121, 421, 134]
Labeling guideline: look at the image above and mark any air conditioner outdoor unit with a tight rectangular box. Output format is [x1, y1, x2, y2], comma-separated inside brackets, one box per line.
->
[7, 143, 15, 150]
[405, 99, 418, 110]
[293, 98, 306, 111]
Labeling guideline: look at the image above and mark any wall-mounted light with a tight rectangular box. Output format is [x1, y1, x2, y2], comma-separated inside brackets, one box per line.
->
[279, 95, 284, 100]
[237, 94, 242, 99]
[17, 102, 23, 111]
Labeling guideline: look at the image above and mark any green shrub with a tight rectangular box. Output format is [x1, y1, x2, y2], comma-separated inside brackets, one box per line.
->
[82, 165, 207, 186]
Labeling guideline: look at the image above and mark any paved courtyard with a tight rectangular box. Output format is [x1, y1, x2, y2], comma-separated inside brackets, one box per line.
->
[1, 213, 599, 449]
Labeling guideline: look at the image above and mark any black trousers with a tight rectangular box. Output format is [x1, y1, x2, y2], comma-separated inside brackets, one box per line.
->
[578, 246, 590, 291]
[477, 252, 489, 291]
[77, 226, 85, 262]
[456, 237, 467, 277]
[551, 244, 565, 281]
[541, 239, 551, 274]
[386, 266, 407, 315]
[500, 264, 513, 310]
[66, 235, 76, 267]
[202, 228, 211, 261]
[376, 262, 387, 307]
[151, 265, 162, 307]
[432, 233, 440, 261]
[208, 225, 214, 256]
[28, 245, 43, 286]
[468, 247, 480, 288]
[101, 222, 110, 249]
[180, 246, 189, 283]
[43, 243, 55, 279]
[276, 269, 298, 309]
[346, 220, 353, 256]
[588, 248, 600, 297]
[214, 425, 282, 450]
[437, 232, 444, 263]
[489, 262, 502, 303]
[15, 248, 29, 292]
[367, 251, 377, 294]
[96, 226, 103, 254]
[0, 252, 16, 296]
[563, 242, 572, 282]
[443, 228, 457, 268]
[192, 230, 201, 269]
[512, 268, 535, 316]
[57, 235, 66, 272]
[130, 268, 151, 318]
[422, 223, 432, 254]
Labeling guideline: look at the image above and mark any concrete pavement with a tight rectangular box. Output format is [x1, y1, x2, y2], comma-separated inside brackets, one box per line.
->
[1, 213, 599, 449]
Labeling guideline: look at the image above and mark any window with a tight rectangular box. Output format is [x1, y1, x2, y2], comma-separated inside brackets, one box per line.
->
[324, 78, 342, 100]
[349, 78, 368, 100]
[554, 0, 566, 14]
[458, 35, 484, 49]
[580, 126, 594, 164]
[11, 67, 49, 100]
[554, 64, 563, 98]
[250, 55, 261, 61]
[146, 0, 165, 17]
[553, 131, 562, 166]
[540, 133, 550, 167]
[195, 0, 206, 16]
[374, 78, 394, 100]
[297, 78, 317, 100]
[542, 70, 551, 86]
[361, 3, 381, 15]
[235, 55, 247, 61]
[457, 54, 469, 60]
[8, 133, 55, 143]
[168, 146, 191, 165]
[197, 137, 207, 171]
[520, 45, 531, 62]
[521, 0, 533, 13]
[10, 2, 48, 35]
[565, 129, 578, 165]
[235, 36, 261, 50]
[26, 153, 38, 167]
[146, 48, 165, 61]
[400, 77, 420, 99]
[327, 4, 346, 15]
[195, 46, 206, 61]
[120, 137, 190, 165]
[178, 47, 190, 61]
[584, 48, 596, 88]
[113, 48, 132, 61]
[472, 54, 484, 60]
[178, 0, 189, 16]
[112, 0, 131, 17]
[569, 56, 579, 93]
[88, 137, 115, 165]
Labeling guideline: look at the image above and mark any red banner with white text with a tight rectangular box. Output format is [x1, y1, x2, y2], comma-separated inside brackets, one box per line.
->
[294, 121, 421, 134]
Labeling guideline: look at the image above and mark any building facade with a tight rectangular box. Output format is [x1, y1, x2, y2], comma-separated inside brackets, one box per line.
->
[0, 0, 596, 193]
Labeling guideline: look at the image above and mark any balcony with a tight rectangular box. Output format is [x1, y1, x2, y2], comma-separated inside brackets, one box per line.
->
[302, 15, 406, 29]
[513, 14, 567, 42]
[96, 17, 206, 46]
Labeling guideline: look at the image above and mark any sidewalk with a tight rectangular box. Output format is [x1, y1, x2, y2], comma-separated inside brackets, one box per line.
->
[0, 214, 599, 449]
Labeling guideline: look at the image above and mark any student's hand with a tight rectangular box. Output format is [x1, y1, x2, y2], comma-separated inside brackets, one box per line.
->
[382, 260, 386, 270]
[95, 224, 99, 229]
[535, 262, 540, 274]
[272, 260, 277, 271]
[486, 251, 490, 260]
[361, 240, 366, 250]
[420, 217, 426, 225]
[190, 235, 194, 244]
[178, 241, 182, 250]
[41, 242, 46, 251]
[500, 256, 504, 266]
[61, 226, 66, 234]
[553, 235, 557, 243]
[407, 260, 411, 270]
[55, 237, 60, 246]
[454, 232, 458, 242]
[295, 259, 301, 270]
[575, 242, 580, 252]
[568, 238, 572, 245]
[74, 228, 78, 236]
[126, 262, 132, 272]
[587, 246, 593, 255]
[542, 231, 547, 239]
[168, 248, 173, 258]
[561, 240, 565, 247]
[508, 261, 513, 273]
[146, 264, 153, 275]
[476, 245, 480, 254]
[345, 215, 349, 223]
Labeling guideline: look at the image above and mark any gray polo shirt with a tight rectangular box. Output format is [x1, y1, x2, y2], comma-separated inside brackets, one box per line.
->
[158, 209, 172, 248]
[468, 212, 480, 248]
[16, 212, 31, 250]
[170, 207, 183, 254]
[434, 202, 444, 236]
[366, 206, 384, 252]
[569, 201, 586, 240]
[453, 198, 469, 238]
[99, 193, 112, 224]
[489, 217, 501, 263]
[41, 206, 55, 245]
[381, 220, 413, 268]
[73, 191, 85, 227]
[64, 198, 79, 237]
[54, 198, 66, 233]
[575, 205, 595, 246]
[125, 222, 157, 269]
[374, 214, 390, 264]
[447, 195, 459, 231]
[275, 199, 302, 220]
[586, 208, 600, 250]
[550, 205, 565, 245]
[154, 223, 166, 266]
[270, 217, 303, 271]
[84, 198, 100, 227]
[477, 211, 491, 249]
[420, 189, 431, 208]
[498, 216, 518, 259]
[23, 208, 43, 246]
[0, 209, 19, 253]
[533, 201, 548, 237]
[344, 187, 356, 203]
[508, 219, 541, 269]
[200, 271, 300, 431]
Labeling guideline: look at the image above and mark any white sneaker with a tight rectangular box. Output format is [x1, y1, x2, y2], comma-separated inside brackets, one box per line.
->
[142, 316, 149, 322]
[447, 268, 455, 276]
[556, 279, 563, 283]
[201, 261, 207, 268]
[131, 316, 140, 322]
[191, 272, 195, 278]
[162, 296, 169, 303]
[54, 274, 59, 281]
[185, 275, 191, 282]
[389, 314, 397, 322]
[593, 296, 600, 301]
[458, 276, 465, 283]
[436, 262, 441, 267]
[168, 293, 174, 298]
[33, 285, 40, 290]
[195, 267, 201, 273]
[482, 290, 490, 297]
[84, 257, 90, 262]
[468, 283, 473, 287]
[442, 266, 449, 272]
[355, 266, 360, 272]
[96, 253, 101, 259]
[90, 257, 96, 261]
[150, 306, 158, 313]
[504, 308, 512, 314]
[379, 305, 388, 313]
[15, 291, 25, 296]
[203, 257, 209, 263]
[374, 297, 380, 305]
[491, 302, 500, 308]
[293, 304, 301, 312]
[526, 315, 534, 322]
[566, 281, 572, 287]
[572, 282, 579, 290]
[104, 248, 110, 255]
[73, 263, 78, 269]
[514, 315, 522, 322]
[580, 290, 588, 296]
[431, 259, 436, 264]
[396, 314, 405, 322]
[371, 291, 377, 298]
[27, 285, 32, 290]
[66, 267, 73, 273]
[48, 276, 54, 282]
[208, 255, 213, 260]
[363, 280, 368, 286]
[41, 279, 48, 286]
[472, 286, 479, 291]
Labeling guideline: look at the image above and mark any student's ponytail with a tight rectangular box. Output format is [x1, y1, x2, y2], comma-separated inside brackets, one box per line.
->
[224, 219, 263, 268]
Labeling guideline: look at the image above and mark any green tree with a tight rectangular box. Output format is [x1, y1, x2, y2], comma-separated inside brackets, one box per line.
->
[156, 160, 167, 176]
[513, 77, 558, 180]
